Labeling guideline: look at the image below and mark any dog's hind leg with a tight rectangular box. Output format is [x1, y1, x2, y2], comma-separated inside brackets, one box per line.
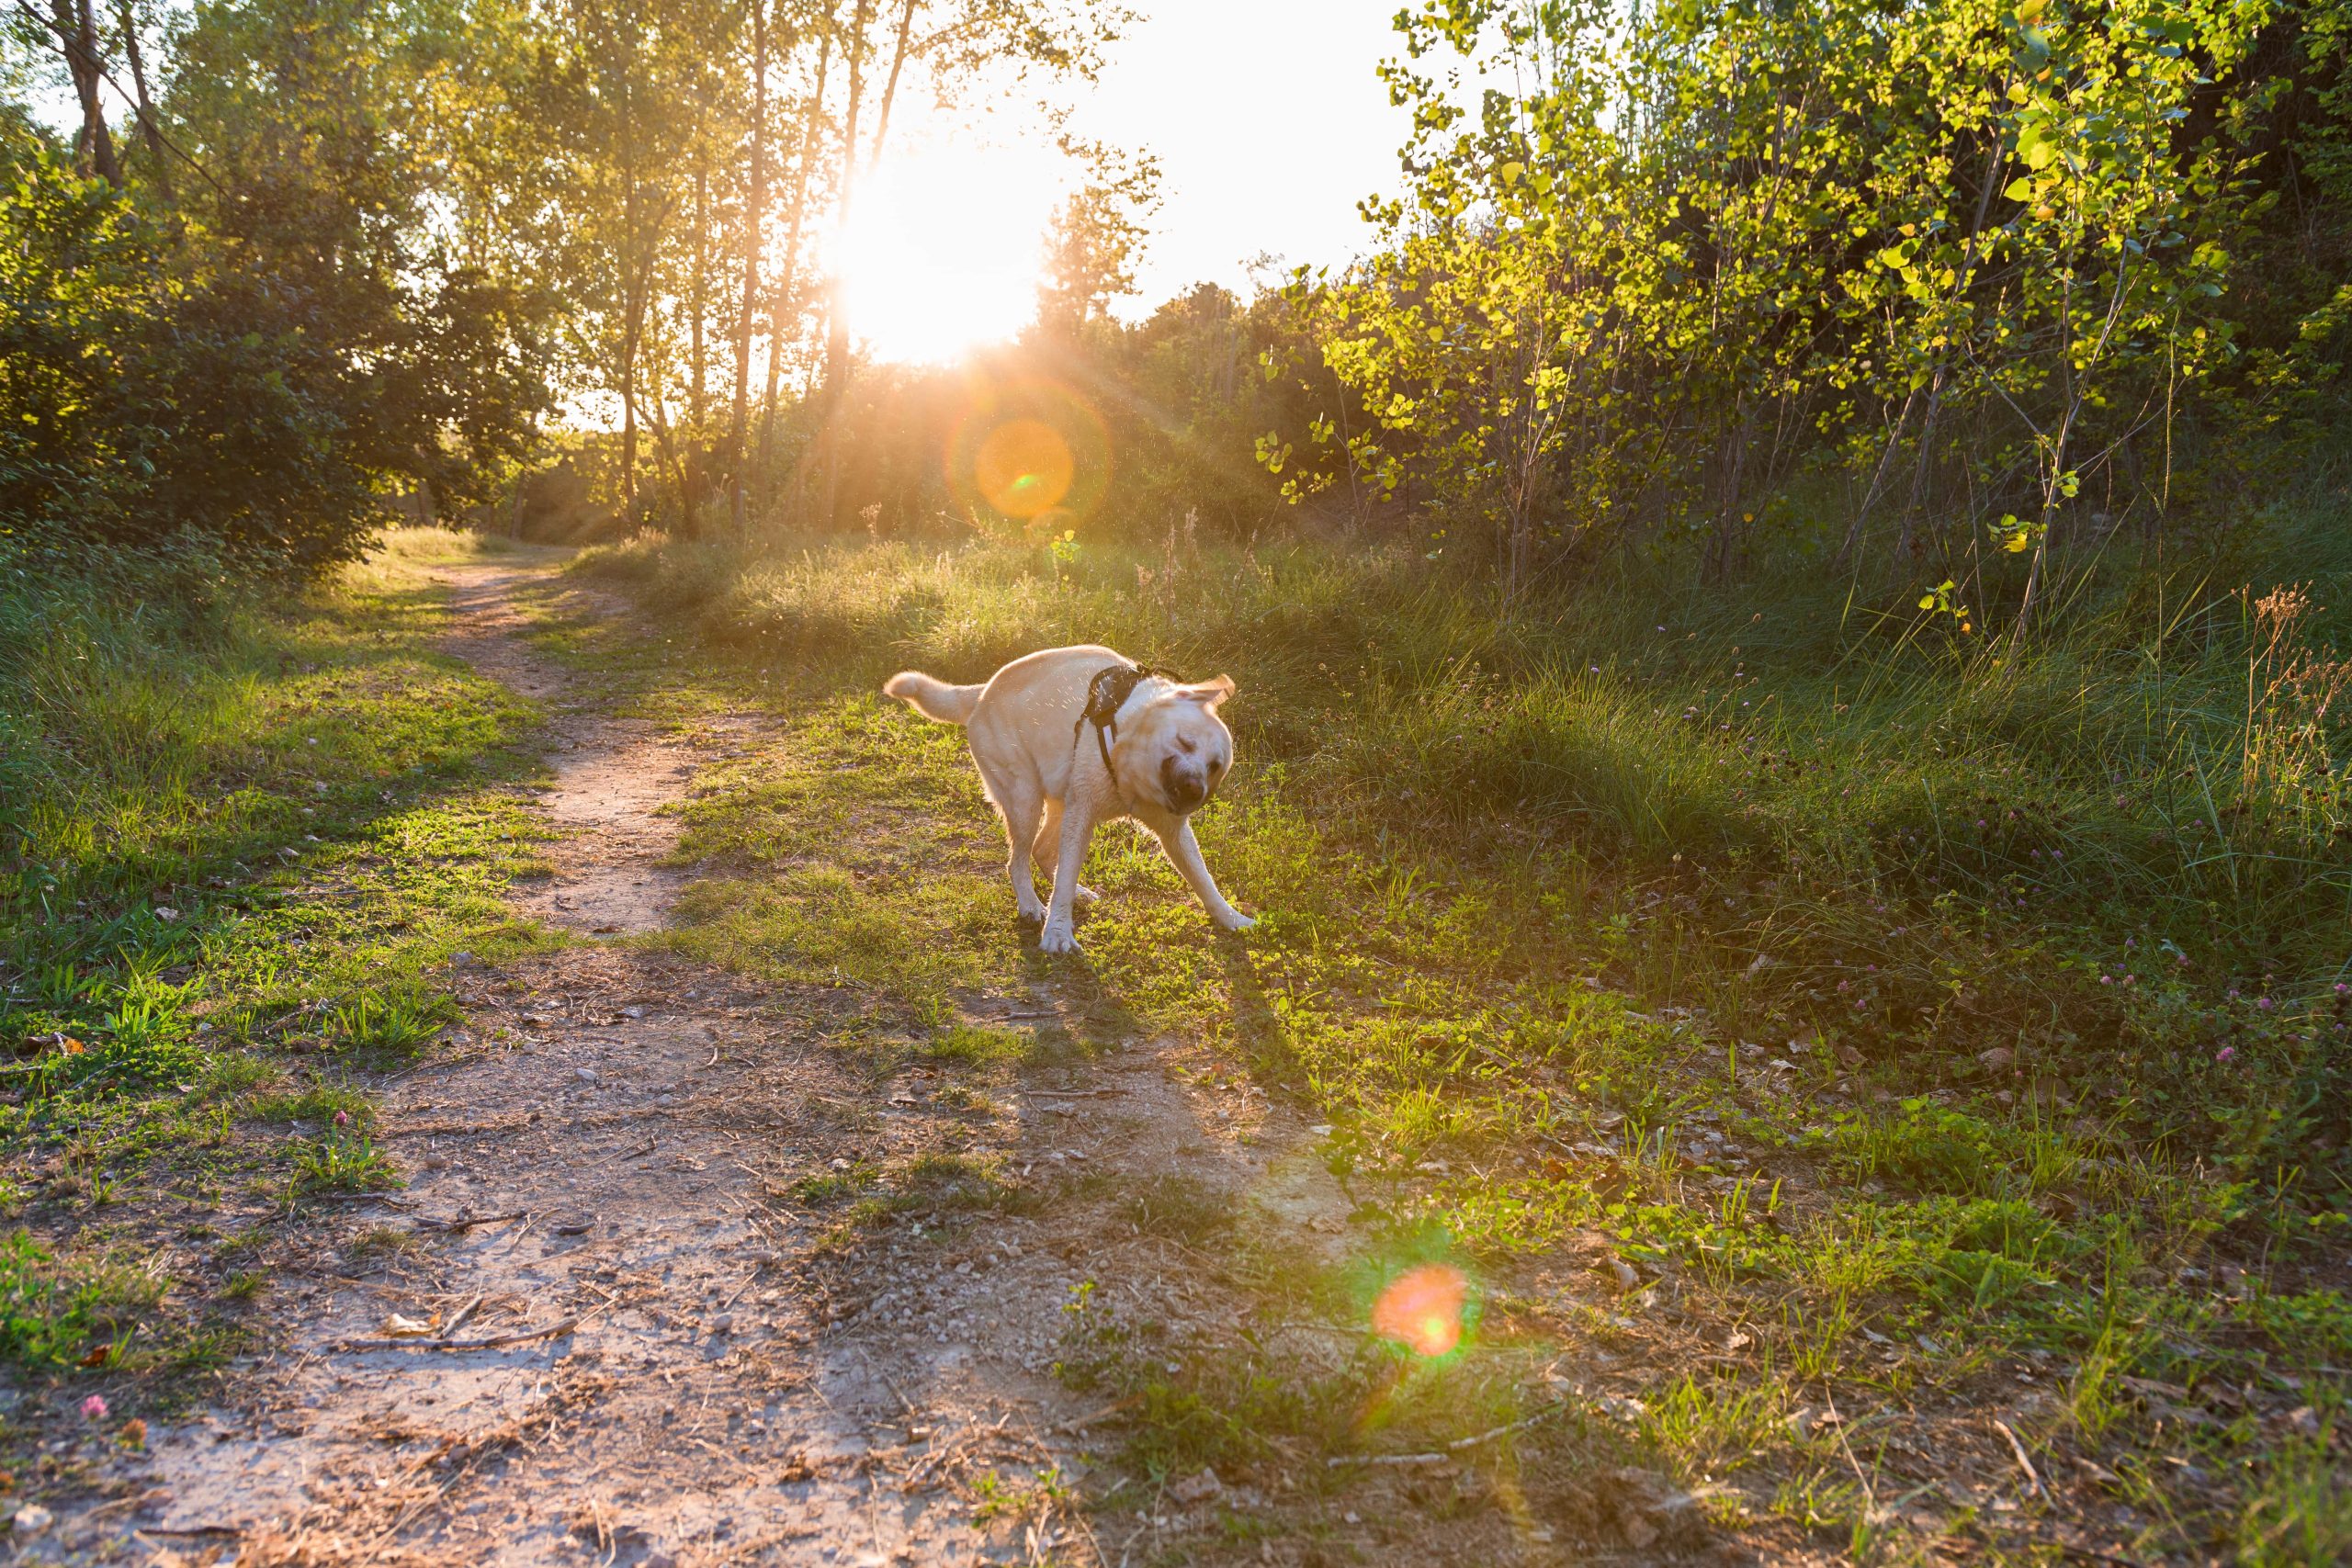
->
[1033, 800, 1100, 905]
[978, 759, 1046, 923]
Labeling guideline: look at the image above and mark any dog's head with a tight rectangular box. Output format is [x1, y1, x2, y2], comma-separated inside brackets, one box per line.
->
[1114, 676, 1237, 816]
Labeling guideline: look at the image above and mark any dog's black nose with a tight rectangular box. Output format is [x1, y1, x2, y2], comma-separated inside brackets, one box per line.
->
[1162, 756, 1206, 812]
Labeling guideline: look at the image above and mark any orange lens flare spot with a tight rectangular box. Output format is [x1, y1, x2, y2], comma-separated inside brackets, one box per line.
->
[1371, 1264, 1468, 1358]
[972, 417, 1076, 520]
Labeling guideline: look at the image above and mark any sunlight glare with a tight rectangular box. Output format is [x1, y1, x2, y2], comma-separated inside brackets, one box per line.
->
[837, 140, 1066, 366]
[1371, 1263, 1469, 1359]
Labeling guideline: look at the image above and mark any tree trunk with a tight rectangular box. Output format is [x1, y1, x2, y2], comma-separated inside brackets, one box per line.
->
[114, 0, 169, 199]
[822, 0, 874, 400]
[690, 131, 708, 431]
[620, 177, 643, 512]
[729, 0, 773, 533]
[757, 27, 831, 502]
[866, 0, 915, 165]
[56, 0, 119, 186]
[815, 0, 874, 527]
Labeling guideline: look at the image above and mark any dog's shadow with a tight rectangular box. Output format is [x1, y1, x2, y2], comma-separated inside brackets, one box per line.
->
[1012, 909, 1295, 1081]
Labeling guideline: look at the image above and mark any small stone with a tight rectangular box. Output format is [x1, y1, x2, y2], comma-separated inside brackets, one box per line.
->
[12, 1505, 51, 1535]
[1977, 1045, 2016, 1073]
[449, 951, 479, 968]
[153, 906, 179, 922]
[576, 1068, 598, 1084]
[1170, 1467, 1222, 1505]
[621, 1006, 646, 1020]
[710, 1314, 735, 1336]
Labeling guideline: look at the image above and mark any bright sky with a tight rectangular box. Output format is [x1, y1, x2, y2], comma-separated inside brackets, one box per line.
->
[1063, 1, 1409, 311]
[845, 2, 1411, 359]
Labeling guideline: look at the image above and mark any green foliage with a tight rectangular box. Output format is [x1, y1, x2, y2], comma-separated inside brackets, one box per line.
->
[0, 133, 547, 570]
[1231, 0, 2346, 615]
[0, 1230, 162, 1371]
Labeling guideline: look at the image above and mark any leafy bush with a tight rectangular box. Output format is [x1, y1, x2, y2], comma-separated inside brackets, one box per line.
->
[0, 143, 547, 573]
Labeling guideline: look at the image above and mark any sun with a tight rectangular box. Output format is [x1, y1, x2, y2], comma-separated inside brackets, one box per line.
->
[836, 139, 1067, 367]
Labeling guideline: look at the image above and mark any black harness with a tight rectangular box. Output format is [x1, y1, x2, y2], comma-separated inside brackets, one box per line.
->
[1073, 660, 1170, 785]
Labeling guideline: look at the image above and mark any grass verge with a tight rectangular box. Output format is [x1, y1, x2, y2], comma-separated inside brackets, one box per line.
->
[0, 526, 554, 1440]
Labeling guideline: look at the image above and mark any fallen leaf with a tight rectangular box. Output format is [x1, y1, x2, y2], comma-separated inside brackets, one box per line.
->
[383, 1314, 436, 1337]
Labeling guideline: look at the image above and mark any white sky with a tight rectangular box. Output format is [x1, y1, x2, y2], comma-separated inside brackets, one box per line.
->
[1061, 1, 1409, 313]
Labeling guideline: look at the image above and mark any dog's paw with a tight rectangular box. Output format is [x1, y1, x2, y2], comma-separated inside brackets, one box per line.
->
[1016, 901, 1046, 924]
[1071, 882, 1102, 906]
[1214, 909, 1256, 933]
[1037, 923, 1083, 955]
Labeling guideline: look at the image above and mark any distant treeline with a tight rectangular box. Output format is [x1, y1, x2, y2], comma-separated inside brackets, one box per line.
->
[5, 0, 2352, 618]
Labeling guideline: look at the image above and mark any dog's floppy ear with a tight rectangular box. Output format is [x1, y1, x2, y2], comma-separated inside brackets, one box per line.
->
[1173, 675, 1235, 707]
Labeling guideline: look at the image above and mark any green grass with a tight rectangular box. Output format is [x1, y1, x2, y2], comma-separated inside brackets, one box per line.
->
[0, 525, 555, 1400]
[0, 1230, 161, 1371]
[569, 517, 2352, 1560]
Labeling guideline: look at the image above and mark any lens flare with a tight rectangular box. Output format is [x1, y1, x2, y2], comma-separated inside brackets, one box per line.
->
[1371, 1263, 1468, 1359]
[973, 417, 1076, 520]
[944, 374, 1111, 538]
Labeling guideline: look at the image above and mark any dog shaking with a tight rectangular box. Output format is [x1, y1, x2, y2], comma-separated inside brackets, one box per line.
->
[877, 647, 1252, 953]
[884, 671, 983, 726]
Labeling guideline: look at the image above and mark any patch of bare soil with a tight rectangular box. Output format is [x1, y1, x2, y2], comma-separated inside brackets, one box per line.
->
[83, 562, 1432, 1568]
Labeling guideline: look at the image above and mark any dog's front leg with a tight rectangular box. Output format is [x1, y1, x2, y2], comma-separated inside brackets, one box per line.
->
[1038, 796, 1100, 954]
[1152, 818, 1254, 932]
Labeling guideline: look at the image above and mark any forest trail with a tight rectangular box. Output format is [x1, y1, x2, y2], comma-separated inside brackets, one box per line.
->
[120, 558, 1364, 1568]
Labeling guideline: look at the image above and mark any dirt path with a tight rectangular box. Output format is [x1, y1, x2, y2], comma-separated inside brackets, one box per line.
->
[122, 560, 1361, 1568]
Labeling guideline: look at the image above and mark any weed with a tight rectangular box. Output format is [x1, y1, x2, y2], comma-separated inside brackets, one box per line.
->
[1118, 1176, 1237, 1247]
[0, 1232, 165, 1371]
[250, 1084, 374, 1131]
[922, 1023, 1036, 1066]
[789, 1162, 876, 1205]
[290, 1132, 397, 1196]
[321, 984, 456, 1066]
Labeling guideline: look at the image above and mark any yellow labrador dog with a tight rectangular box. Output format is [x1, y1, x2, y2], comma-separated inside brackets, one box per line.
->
[884, 647, 1252, 953]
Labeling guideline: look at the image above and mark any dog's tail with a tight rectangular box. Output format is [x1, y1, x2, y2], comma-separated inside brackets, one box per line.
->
[883, 671, 982, 726]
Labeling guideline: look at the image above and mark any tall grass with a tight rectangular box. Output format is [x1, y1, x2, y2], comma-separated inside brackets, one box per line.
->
[1, 526, 518, 969]
[577, 507, 2352, 1170]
